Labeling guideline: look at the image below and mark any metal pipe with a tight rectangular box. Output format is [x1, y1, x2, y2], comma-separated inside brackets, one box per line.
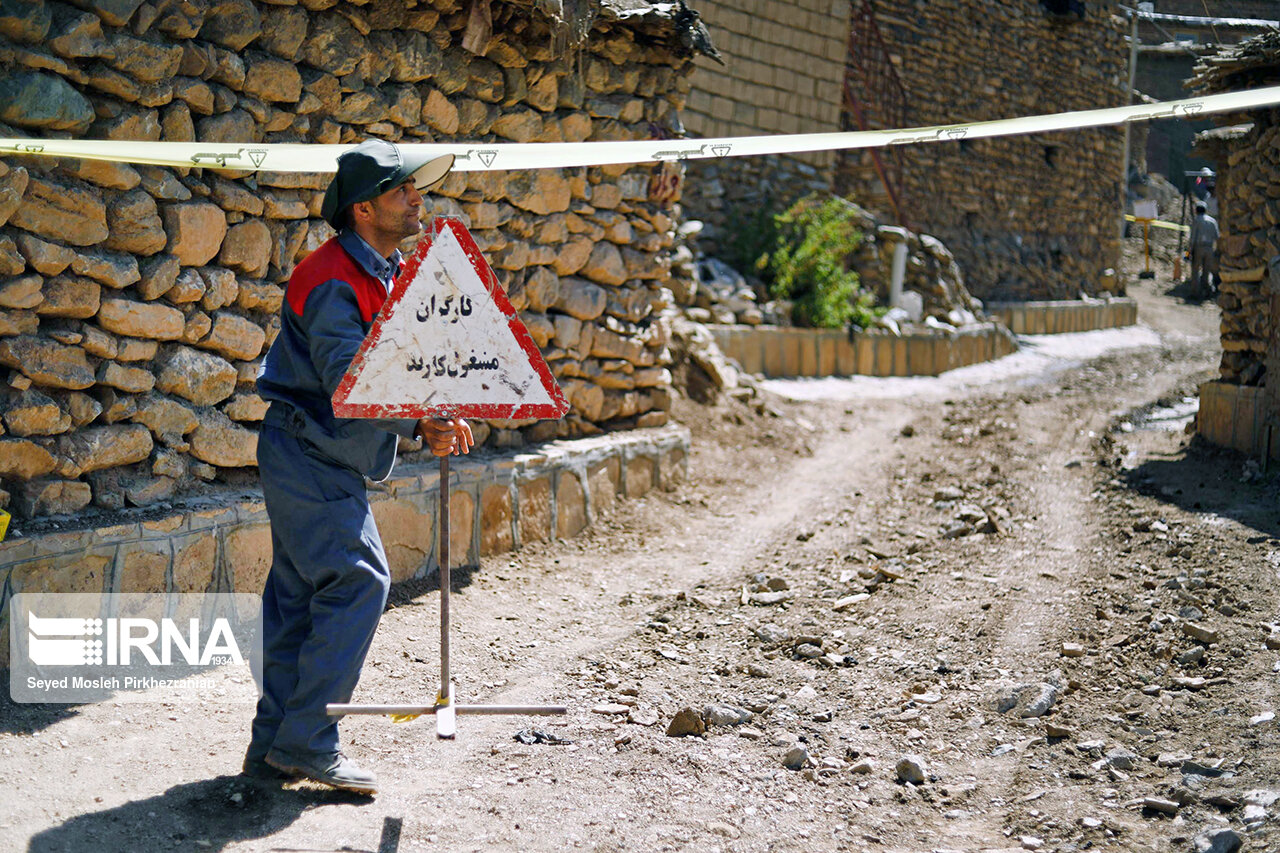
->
[1119, 6, 1141, 248]
[327, 703, 568, 717]
[439, 454, 450, 697]
[889, 239, 908, 308]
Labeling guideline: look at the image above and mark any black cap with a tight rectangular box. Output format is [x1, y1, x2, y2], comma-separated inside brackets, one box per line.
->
[321, 139, 454, 228]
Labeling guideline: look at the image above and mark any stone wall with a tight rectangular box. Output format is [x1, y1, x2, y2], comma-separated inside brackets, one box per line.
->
[1190, 35, 1280, 392]
[677, 0, 850, 256]
[0, 423, 690, 663]
[0, 0, 700, 520]
[834, 0, 1128, 303]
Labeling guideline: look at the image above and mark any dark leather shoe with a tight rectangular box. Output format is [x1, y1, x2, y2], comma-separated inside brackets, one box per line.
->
[242, 753, 296, 780]
[264, 749, 378, 794]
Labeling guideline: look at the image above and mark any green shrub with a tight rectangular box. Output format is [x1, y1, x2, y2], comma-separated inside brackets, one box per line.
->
[757, 195, 876, 329]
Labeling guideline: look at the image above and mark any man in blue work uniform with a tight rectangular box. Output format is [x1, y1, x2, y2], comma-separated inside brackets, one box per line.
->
[244, 139, 473, 793]
[1189, 200, 1220, 301]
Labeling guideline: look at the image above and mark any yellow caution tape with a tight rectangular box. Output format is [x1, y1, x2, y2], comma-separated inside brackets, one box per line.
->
[1, 86, 1278, 174]
[1125, 214, 1191, 233]
[391, 714, 422, 723]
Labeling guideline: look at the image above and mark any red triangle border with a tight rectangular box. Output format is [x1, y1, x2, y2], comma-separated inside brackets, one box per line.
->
[332, 216, 570, 421]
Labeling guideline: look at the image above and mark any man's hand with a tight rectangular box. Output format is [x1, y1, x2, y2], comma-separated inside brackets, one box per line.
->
[416, 417, 474, 457]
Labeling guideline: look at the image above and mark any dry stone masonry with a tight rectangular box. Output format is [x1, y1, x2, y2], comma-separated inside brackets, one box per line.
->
[0, 0, 707, 520]
[1191, 32, 1280, 388]
[678, 0, 849, 258]
[835, 0, 1129, 302]
[675, 0, 1128, 303]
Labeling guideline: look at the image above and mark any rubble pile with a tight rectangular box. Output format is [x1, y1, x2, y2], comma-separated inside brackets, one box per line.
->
[670, 202, 985, 331]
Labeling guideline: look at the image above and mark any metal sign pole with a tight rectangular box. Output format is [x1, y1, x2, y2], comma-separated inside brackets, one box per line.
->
[328, 447, 566, 734]
[327, 217, 571, 737]
[436, 455, 455, 738]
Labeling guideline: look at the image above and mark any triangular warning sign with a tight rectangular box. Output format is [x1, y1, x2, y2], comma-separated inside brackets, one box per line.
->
[332, 217, 570, 421]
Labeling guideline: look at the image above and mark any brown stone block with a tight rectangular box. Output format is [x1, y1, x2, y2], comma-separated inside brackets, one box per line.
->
[907, 338, 934, 376]
[1010, 307, 1026, 334]
[448, 489, 474, 568]
[718, 329, 748, 374]
[762, 332, 785, 377]
[854, 333, 873, 375]
[518, 477, 552, 545]
[556, 471, 586, 539]
[226, 523, 272, 594]
[781, 331, 803, 378]
[12, 553, 109, 595]
[1029, 308, 1047, 336]
[372, 497, 432, 582]
[1231, 387, 1258, 454]
[891, 337, 908, 377]
[173, 531, 217, 594]
[625, 455, 656, 498]
[953, 332, 973, 368]
[872, 336, 893, 377]
[589, 458, 619, 515]
[9, 175, 108, 247]
[479, 484, 513, 556]
[117, 541, 169, 594]
[797, 332, 819, 377]
[834, 335, 855, 376]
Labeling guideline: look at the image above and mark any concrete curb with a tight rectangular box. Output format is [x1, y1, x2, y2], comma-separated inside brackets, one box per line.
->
[1197, 381, 1279, 461]
[986, 298, 1138, 335]
[0, 425, 690, 664]
[710, 322, 1018, 379]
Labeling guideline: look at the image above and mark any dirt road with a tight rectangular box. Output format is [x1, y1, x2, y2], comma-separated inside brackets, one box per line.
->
[5, 248, 1279, 853]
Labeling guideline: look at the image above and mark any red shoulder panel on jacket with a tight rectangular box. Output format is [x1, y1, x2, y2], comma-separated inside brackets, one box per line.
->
[285, 238, 386, 324]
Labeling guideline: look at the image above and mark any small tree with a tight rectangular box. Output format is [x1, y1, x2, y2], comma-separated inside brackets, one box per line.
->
[758, 195, 876, 329]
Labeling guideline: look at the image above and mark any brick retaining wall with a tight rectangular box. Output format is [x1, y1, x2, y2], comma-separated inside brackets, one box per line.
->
[1196, 380, 1280, 461]
[985, 298, 1139, 335]
[710, 323, 1017, 379]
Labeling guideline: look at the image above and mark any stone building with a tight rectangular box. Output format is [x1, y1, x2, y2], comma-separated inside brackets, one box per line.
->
[835, 0, 1129, 302]
[0, 0, 716, 519]
[678, 0, 849, 260]
[1134, 2, 1277, 183]
[678, 0, 1129, 304]
[1188, 30, 1280, 459]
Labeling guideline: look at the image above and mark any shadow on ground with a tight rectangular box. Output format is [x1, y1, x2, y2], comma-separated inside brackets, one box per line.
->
[26, 775, 403, 853]
[1121, 438, 1280, 540]
[0, 687, 81, 735]
[1162, 279, 1217, 305]
[386, 562, 482, 610]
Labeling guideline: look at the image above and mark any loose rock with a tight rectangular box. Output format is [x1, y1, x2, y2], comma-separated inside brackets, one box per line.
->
[896, 755, 928, 785]
[665, 707, 704, 738]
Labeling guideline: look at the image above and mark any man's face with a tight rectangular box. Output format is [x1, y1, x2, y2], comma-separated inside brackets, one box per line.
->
[358, 179, 424, 243]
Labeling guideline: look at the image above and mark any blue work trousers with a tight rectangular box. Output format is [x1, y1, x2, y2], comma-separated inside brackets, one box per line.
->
[249, 423, 391, 759]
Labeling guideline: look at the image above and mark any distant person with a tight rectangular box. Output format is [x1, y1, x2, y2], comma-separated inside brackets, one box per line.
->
[1188, 200, 1219, 300]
